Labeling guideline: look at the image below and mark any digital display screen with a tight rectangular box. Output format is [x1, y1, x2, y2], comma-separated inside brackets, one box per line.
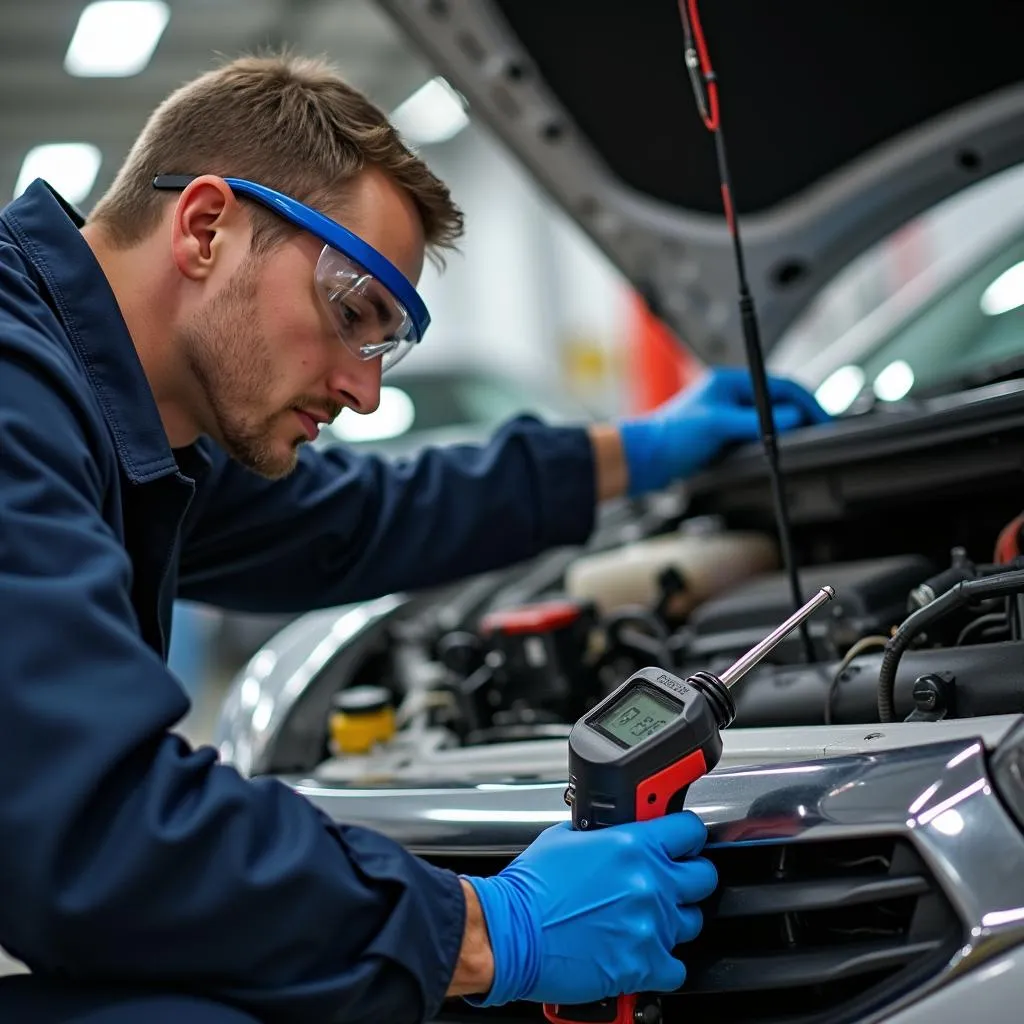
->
[594, 687, 682, 747]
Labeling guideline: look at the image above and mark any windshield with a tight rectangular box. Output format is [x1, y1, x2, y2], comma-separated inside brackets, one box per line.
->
[846, 232, 1024, 403]
[770, 161, 1024, 413]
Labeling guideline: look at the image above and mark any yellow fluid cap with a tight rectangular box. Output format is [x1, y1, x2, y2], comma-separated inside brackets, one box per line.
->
[329, 685, 396, 755]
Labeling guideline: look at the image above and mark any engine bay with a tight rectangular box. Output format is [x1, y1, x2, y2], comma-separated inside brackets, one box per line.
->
[275, 386, 1024, 785]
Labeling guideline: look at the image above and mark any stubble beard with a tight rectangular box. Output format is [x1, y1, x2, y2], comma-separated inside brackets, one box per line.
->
[179, 259, 304, 480]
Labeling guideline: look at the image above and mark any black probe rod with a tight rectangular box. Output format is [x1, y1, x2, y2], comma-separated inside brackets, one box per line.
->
[719, 586, 835, 688]
[708, 64, 815, 664]
[738, 291, 814, 663]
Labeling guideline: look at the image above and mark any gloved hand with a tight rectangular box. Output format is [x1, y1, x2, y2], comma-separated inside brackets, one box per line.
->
[462, 812, 717, 1007]
[618, 366, 830, 496]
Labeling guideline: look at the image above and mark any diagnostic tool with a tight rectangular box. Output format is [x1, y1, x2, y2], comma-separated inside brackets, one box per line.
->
[544, 586, 835, 1024]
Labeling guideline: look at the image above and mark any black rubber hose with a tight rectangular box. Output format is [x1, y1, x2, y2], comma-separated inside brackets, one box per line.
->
[603, 606, 673, 667]
[878, 568, 1024, 722]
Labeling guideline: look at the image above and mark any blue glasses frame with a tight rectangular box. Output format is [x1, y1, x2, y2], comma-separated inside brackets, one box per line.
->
[152, 174, 430, 342]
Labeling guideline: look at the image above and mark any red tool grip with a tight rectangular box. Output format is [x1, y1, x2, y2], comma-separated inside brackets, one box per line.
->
[635, 748, 708, 821]
[543, 993, 637, 1024]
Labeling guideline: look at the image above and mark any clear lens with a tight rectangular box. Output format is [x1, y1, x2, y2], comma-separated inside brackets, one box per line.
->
[315, 246, 418, 373]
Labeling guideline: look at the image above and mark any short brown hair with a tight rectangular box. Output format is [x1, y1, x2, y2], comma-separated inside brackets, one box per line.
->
[88, 51, 464, 265]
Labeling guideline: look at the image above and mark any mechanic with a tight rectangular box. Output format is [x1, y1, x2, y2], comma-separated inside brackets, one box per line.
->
[0, 54, 828, 1024]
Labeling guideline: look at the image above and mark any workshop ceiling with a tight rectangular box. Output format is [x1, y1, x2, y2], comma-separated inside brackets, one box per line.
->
[0, 0, 434, 210]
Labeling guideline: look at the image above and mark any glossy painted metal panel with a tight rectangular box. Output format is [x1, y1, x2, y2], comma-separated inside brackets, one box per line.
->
[877, 944, 1024, 1023]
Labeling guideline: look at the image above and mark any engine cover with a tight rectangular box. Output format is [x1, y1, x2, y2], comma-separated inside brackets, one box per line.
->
[687, 555, 936, 661]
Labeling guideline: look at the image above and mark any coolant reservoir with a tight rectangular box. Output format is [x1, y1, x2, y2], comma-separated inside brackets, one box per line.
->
[329, 685, 396, 755]
[565, 527, 779, 618]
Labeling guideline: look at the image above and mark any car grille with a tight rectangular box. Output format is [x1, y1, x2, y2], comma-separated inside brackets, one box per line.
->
[426, 835, 963, 1023]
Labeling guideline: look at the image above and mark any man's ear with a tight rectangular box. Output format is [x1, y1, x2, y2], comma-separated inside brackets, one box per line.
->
[169, 175, 248, 282]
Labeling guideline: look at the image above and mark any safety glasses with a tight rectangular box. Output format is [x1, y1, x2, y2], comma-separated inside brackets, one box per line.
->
[152, 174, 430, 373]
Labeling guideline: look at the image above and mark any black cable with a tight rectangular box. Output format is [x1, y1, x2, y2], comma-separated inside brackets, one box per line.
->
[955, 611, 1009, 647]
[677, 0, 813, 664]
[823, 635, 889, 725]
[877, 568, 1024, 722]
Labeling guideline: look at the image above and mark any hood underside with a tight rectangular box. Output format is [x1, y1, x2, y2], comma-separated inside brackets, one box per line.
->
[378, 0, 1024, 363]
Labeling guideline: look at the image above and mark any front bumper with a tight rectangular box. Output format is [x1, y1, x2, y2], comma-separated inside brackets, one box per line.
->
[286, 727, 1024, 1023]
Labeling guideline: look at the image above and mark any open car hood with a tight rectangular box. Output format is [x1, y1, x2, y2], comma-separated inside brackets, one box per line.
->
[377, 0, 1024, 364]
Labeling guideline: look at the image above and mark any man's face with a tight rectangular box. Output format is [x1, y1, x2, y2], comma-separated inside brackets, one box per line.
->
[179, 168, 426, 479]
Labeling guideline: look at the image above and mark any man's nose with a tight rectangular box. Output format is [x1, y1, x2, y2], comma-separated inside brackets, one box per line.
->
[328, 354, 382, 415]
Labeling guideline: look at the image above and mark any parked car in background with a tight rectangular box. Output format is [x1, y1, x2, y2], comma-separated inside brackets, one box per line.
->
[320, 360, 585, 453]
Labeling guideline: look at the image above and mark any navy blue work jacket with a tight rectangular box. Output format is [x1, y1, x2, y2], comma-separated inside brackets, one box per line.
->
[0, 181, 597, 1023]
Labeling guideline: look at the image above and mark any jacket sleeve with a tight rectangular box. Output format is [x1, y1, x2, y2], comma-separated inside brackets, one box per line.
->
[177, 417, 598, 612]
[0, 353, 467, 1024]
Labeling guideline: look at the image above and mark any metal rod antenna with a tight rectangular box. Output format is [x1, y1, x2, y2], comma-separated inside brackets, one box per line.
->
[678, 0, 816, 662]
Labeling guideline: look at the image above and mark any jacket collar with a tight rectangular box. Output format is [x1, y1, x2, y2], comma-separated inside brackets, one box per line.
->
[2, 179, 180, 483]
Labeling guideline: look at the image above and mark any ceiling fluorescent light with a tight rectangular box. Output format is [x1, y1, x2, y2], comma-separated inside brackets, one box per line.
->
[980, 260, 1024, 317]
[814, 364, 865, 416]
[873, 359, 915, 403]
[391, 77, 469, 146]
[65, 0, 170, 77]
[15, 143, 103, 205]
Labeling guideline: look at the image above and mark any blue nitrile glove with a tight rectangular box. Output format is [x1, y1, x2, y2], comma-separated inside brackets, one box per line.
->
[618, 366, 831, 496]
[462, 813, 717, 1007]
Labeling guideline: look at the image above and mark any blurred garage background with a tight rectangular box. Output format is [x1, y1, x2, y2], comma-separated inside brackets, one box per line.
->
[7, 0, 1024, 741]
